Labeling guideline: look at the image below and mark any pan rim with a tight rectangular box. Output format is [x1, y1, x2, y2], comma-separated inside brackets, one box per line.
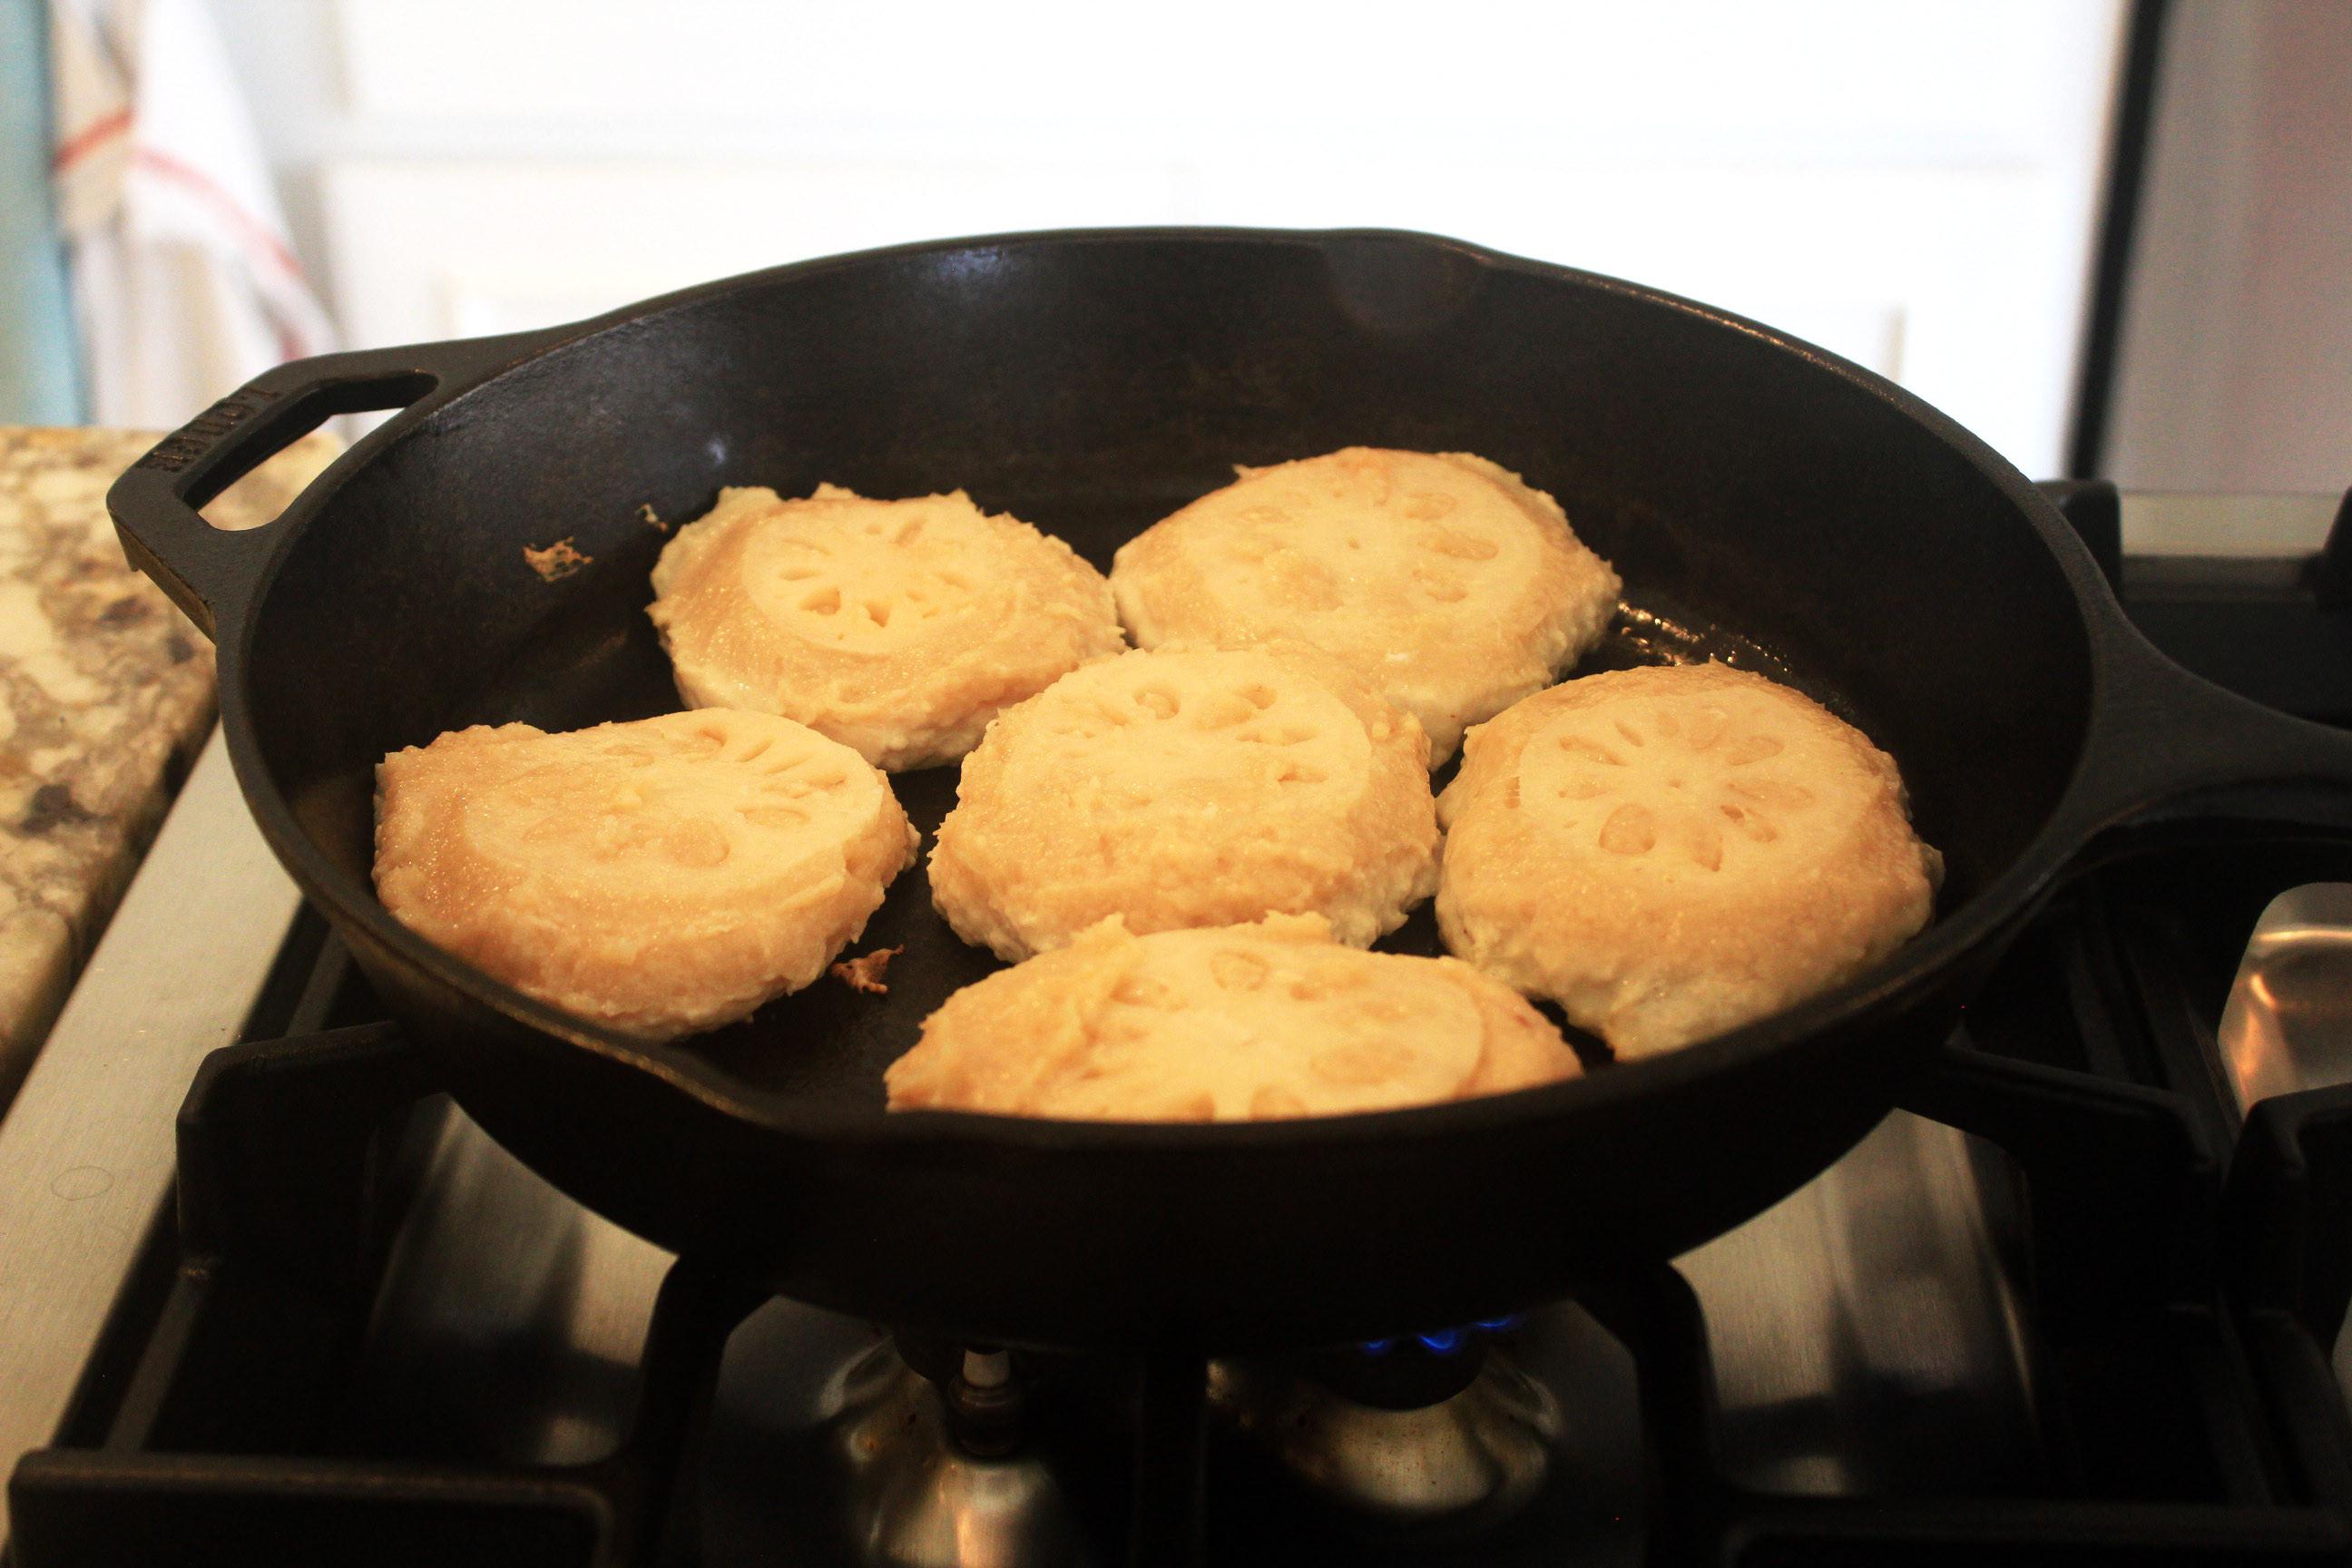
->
[214, 223, 2121, 1153]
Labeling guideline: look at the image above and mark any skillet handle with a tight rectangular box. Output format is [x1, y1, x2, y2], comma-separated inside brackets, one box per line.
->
[2046, 609, 2352, 857]
[107, 332, 553, 641]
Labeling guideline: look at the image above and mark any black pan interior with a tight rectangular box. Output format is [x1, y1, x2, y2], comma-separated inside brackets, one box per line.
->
[240, 232, 2097, 1117]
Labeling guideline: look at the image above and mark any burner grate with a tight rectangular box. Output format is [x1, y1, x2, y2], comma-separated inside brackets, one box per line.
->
[6, 1035, 2343, 1563]
[15, 838, 2352, 1564]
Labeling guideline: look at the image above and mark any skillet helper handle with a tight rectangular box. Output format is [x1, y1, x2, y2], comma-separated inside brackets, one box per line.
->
[108, 332, 548, 641]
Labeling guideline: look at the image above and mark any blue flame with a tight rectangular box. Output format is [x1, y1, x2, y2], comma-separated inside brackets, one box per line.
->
[1357, 1313, 1525, 1356]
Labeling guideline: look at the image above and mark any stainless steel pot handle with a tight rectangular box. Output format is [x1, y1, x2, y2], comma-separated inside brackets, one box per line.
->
[107, 331, 559, 640]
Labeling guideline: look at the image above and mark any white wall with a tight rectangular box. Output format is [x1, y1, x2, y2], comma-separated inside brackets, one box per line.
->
[2106, 0, 2352, 494]
[207, 0, 2126, 477]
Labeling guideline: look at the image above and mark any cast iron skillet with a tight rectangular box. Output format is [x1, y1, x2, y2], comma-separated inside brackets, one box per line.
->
[111, 229, 2352, 1353]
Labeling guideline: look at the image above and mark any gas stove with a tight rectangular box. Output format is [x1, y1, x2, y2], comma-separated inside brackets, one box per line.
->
[4, 485, 2351, 1566]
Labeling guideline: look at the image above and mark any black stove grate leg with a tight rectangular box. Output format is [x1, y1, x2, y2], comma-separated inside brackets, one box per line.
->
[589, 1257, 774, 1566]
[1127, 1354, 1208, 1568]
[1578, 1264, 1731, 1564]
[1899, 1039, 2212, 1335]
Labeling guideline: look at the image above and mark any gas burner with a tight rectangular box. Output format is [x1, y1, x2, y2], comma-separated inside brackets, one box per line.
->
[824, 1342, 1084, 1568]
[1209, 1329, 1562, 1537]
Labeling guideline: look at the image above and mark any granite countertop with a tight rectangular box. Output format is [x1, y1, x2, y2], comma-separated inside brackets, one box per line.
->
[0, 427, 338, 1101]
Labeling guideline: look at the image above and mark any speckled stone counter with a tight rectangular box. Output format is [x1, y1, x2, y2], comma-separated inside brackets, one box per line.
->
[0, 428, 338, 1095]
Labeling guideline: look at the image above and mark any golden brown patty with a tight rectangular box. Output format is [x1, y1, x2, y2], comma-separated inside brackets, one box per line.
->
[1436, 663, 1942, 1056]
[1112, 448, 1620, 760]
[885, 914, 1583, 1121]
[927, 642, 1439, 961]
[649, 485, 1124, 770]
[374, 709, 916, 1040]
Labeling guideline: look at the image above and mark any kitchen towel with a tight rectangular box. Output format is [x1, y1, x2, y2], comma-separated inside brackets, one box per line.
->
[48, 0, 333, 429]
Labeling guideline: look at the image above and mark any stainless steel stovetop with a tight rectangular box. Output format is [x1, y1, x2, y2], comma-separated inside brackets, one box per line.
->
[3, 488, 2350, 1564]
